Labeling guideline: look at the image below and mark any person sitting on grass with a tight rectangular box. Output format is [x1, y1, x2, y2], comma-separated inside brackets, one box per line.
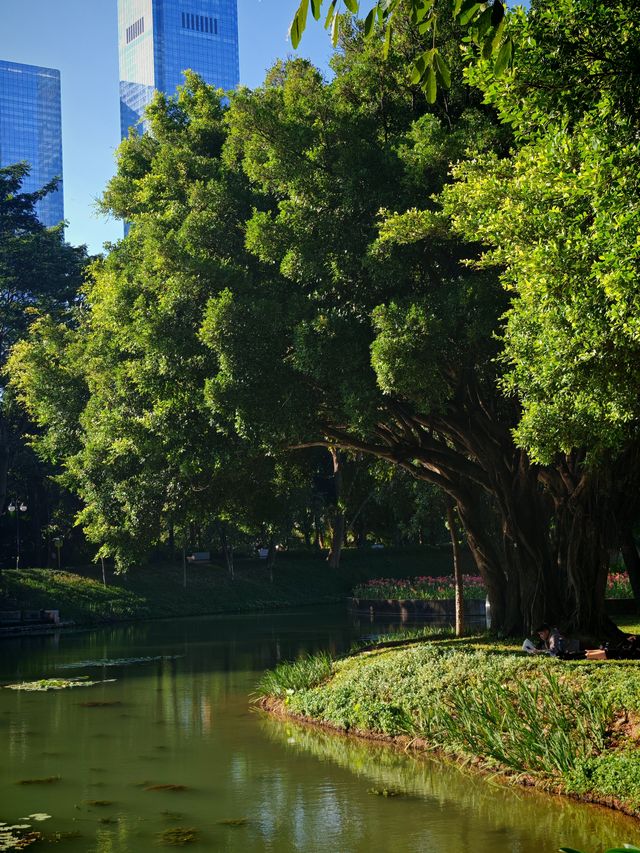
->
[522, 624, 581, 657]
[523, 625, 640, 660]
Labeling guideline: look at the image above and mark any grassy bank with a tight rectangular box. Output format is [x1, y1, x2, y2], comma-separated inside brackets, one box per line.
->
[0, 545, 461, 626]
[257, 629, 640, 818]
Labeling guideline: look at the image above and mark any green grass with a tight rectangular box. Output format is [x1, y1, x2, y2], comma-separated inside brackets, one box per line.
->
[0, 545, 462, 626]
[256, 652, 333, 698]
[258, 636, 640, 816]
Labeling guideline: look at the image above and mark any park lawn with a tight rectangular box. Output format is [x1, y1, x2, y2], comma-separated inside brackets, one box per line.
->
[0, 545, 463, 626]
[258, 627, 640, 818]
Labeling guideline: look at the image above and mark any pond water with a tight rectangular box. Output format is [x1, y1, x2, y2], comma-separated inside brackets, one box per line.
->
[1, 606, 639, 853]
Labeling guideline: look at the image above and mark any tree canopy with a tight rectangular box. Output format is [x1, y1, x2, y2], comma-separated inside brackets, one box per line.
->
[10, 0, 640, 633]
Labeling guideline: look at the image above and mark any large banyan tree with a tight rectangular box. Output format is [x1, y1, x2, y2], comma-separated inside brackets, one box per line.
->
[11, 0, 640, 634]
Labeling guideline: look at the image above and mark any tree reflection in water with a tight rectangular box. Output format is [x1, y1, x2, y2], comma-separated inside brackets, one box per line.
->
[260, 713, 640, 853]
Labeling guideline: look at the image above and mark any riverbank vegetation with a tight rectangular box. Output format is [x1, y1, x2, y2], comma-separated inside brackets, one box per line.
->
[0, 546, 455, 625]
[257, 633, 640, 817]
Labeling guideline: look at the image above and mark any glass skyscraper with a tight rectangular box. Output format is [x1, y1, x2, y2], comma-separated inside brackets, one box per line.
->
[118, 0, 239, 139]
[0, 60, 64, 227]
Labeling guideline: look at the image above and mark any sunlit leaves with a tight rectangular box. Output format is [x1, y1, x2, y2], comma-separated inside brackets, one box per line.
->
[287, 0, 513, 100]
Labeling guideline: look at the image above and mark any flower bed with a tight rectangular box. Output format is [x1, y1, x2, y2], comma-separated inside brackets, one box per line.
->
[353, 572, 634, 601]
[607, 572, 633, 599]
[352, 575, 486, 601]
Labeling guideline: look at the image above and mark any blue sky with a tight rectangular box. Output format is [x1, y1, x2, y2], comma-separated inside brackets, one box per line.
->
[0, 1, 337, 253]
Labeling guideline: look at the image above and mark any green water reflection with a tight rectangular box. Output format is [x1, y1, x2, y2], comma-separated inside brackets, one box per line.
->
[1, 607, 639, 852]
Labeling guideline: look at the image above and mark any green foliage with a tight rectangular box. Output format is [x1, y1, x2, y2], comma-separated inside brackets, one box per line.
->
[565, 752, 640, 809]
[0, 163, 88, 567]
[261, 641, 640, 813]
[439, 0, 640, 464]
[287, 0, 512, 102]
[10, 75, 305, 570]
[1, 548, 456, 624]
[256, 652, 333, 698]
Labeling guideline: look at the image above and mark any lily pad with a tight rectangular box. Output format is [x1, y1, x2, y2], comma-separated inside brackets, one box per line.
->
[0, 822, 42, 850]
[4, 677, 115, 691]
[58, 655, 183, 669]
[20, 814, 51, 822]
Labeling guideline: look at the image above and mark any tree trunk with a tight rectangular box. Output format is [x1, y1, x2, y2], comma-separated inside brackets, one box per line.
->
[446, 498, 465, 637]
[327, 447, 344, 569]
[267, 532, 276, 582]
[220, 524, 234, 580]
[306, 390, 640, 637]
[620, 530, 640, 613]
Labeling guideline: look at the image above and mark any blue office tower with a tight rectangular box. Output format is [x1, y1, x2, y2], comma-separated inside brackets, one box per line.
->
[118, 0, 239, 139]
[0, 60, 64, 227]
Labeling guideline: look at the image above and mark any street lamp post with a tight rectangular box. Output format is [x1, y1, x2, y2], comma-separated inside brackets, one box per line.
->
[52, 536, 63, 570]
[7, 500, 27, 569]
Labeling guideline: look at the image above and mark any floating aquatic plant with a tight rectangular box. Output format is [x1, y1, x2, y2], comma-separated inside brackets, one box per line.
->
[144, 784, 188, 792]
[19, 815, 51, 822]
[157, 826, 198, 846]
[47, 830, 83, 842]
[84, 800, 114, 807]
[217, 818, 248, 827]
[78, 700, 122, 708]
[367, 787, 401, 797]
[58, 655, 182, 670]
[4, 677, 115, 691]
[0, 822, 41, 850]
[17, 776, 61, 785]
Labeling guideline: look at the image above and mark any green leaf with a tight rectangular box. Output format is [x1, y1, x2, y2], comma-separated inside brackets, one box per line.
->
[411, 0, 433, 23]
[331, 10, 339, 46]
[324, 0, 337, 28]
[475, 6, 493, 38]
[493, 37, 512, 76]
[343, 0, 359, 12]
[289, 0, 309, 49]
[383, 22, 393, 59]
[558, 848, 585, 853]
[425, 65, 437, 103]
[459, 1, 481, 26]
[491, 17, 506, 51]
[311, 0, 322, 20]
[364, 8, 375, 37]
[410, 56, 426, 84]
[434, 52, 451, 88]
[482, 31, 495, 59]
